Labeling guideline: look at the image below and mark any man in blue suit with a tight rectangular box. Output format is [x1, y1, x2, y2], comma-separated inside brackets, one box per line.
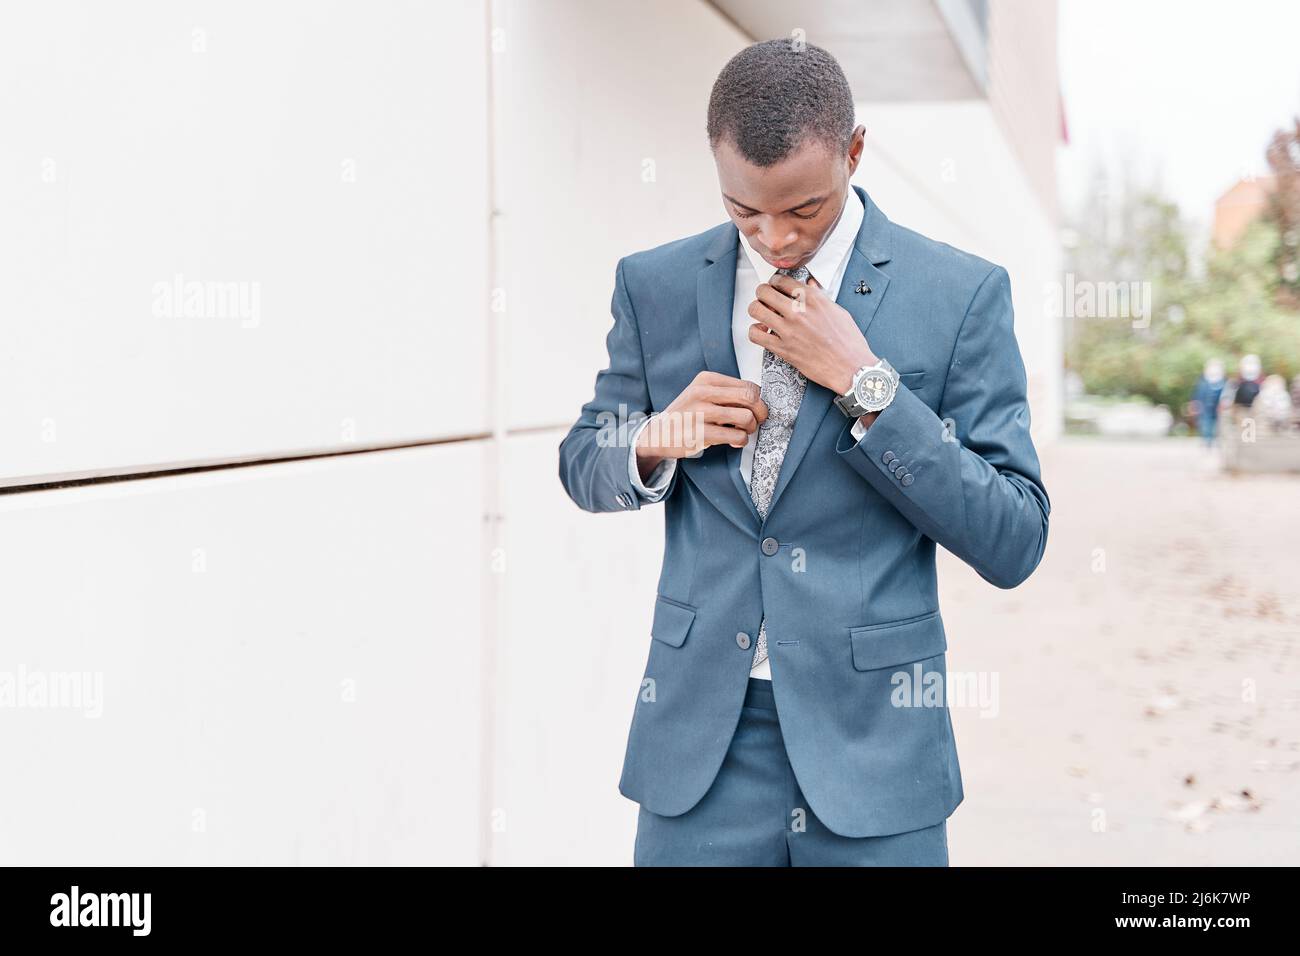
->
[558, 39, 1050, 866]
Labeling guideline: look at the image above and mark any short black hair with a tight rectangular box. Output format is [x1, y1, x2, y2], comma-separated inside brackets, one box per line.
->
[707, 38, 855, 167]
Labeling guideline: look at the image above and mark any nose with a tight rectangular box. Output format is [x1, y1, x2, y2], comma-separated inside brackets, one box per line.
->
[758, 221, 798, 255]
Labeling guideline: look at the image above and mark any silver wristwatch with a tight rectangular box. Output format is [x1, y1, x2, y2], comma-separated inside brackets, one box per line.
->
[833, 357, 900, 417]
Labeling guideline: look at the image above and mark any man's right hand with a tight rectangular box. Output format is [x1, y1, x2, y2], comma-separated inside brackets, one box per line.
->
[635, 371, 768, 480]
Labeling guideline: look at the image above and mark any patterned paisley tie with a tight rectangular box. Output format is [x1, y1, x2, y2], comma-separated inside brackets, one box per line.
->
[749, 265, 810, 671]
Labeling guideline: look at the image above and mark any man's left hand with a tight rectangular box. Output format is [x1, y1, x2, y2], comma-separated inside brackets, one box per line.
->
[748, 273, 876, 397]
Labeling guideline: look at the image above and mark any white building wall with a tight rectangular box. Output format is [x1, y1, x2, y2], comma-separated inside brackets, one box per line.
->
[0, 0, 490, 486]
[0, 445, 484, 865]
[0, 0, 493, 866]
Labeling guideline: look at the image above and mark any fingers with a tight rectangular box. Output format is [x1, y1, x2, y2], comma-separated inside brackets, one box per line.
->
[686, 372, 769, 427]
[747, 321, 782, 360]
[754, 281, 808, 325]
[747, 297, 783, 332]
[702, 423, 750, 449]
[692, 370, 754, 394]
[693, 375, 759, 409]
[765, 272, 817, 301]
[708, 401, 760, 434]
[651, 409, 757, 452]
[766, 273, 805, 296]
[710, 381, 768, 427]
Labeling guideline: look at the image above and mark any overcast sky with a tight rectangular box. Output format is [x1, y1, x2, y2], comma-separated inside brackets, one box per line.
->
[1058, 0, 1300, 238]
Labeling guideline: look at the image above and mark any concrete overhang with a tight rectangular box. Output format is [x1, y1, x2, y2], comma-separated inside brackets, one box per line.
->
[708, 0, 989, 101]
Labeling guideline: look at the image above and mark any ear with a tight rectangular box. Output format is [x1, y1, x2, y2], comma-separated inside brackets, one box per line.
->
[846, 124, 866, 175]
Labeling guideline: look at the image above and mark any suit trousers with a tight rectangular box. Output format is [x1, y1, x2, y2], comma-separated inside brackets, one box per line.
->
[633, 678, 949, 866]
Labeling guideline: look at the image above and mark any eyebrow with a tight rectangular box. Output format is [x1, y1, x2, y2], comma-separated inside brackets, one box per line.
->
[723, 194, 825, 214]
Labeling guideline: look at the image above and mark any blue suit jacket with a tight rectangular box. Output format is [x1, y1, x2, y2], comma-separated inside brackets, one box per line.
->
[558, 185, 1050, 837]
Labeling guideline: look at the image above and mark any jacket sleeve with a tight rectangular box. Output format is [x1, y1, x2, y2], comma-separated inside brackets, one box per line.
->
[834, 265, 1050, 588]
[559, 257, 681, 513]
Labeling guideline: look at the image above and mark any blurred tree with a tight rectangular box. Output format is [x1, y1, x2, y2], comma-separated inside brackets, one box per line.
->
[1067, 128, 1300, 415]
[1191, 218, 1300, 384]
[1264, 117, 1300, 307]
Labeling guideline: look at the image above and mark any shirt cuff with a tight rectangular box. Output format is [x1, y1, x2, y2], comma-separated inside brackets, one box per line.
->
[627, 415, 677, 501]
[850, 416, 867, 442]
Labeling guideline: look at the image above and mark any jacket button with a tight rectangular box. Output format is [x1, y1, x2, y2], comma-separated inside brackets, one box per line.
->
[761, 536, 779, 555]
[893, 462, 907, 477]
[882, 451, 896, 464]
[736, 632, 751, 650]
[901, 474, 914, 486]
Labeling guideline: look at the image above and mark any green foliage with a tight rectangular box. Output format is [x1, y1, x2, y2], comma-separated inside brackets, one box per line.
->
[1067, 187, 1300, 414]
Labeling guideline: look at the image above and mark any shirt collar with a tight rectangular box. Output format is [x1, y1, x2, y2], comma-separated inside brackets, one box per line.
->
[737, 186, 864, 287]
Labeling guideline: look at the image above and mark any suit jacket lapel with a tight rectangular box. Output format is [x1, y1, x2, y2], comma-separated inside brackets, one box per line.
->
[689, 224, 764, 532]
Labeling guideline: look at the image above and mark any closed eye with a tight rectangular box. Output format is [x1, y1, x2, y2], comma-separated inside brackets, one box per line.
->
[734, 208, 818, 221]
[725, 193, 825, 221]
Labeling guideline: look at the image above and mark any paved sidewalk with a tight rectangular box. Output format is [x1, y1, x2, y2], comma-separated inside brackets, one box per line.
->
[943, 437, 1300, 865]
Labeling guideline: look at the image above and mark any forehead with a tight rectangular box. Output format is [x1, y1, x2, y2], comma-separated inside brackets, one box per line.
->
[713, 136, 838, 209]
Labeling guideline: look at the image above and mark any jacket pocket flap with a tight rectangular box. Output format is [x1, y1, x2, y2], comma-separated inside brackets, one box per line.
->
[850, 610, 946, 671]
[651, 595, 697, 648]
[899, 370, 926, 389]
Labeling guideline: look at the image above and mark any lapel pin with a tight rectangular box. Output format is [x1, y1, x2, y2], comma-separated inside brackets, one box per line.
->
[854, 280, 871, 294]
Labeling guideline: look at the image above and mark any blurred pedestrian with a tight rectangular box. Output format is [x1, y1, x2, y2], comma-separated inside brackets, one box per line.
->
[1252, 374, 1294, 433]
[1223, 353, 1264, 408]
[1190, 358, 1225, 447]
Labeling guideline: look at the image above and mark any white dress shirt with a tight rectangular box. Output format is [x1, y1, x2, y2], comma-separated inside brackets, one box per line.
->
[627, 187, 868, 679]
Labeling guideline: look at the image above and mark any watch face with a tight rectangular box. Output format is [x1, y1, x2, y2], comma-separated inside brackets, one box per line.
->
[854, 369, 896, 410]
